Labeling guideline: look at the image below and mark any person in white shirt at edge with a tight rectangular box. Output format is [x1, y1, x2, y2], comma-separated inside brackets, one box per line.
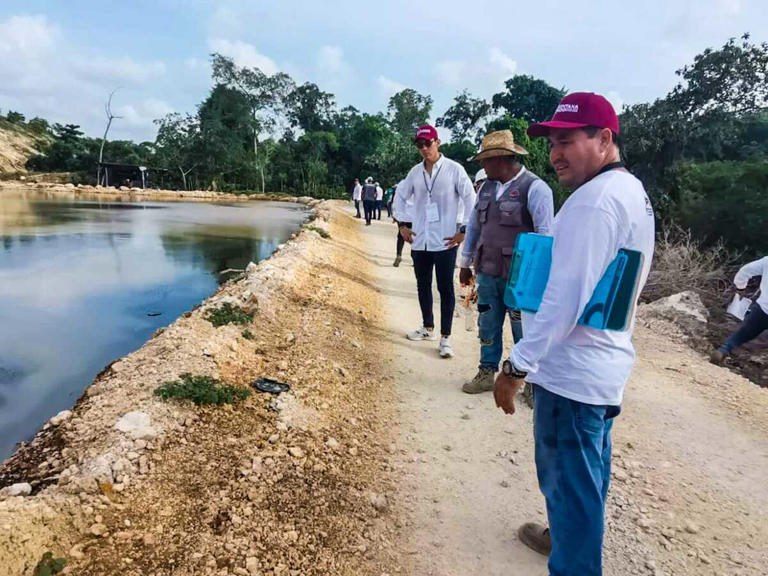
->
[397, 124, 476, 358]
[493, 93, 655, 576]
[710, 256, 768, 365]
[375, 182, 384, 220]
[473, 168, 487, 192]
[459, 130, 554, 395]
[391, 179, 413, 268]
[352, 178, 362, 218]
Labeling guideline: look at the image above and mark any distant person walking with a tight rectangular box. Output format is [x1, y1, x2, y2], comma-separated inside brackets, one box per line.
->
[493, 93, 655, 576]
[459, 130, 554, 394]
[474, 168, 487, 192]
[396, 125, 475, 358]
[711, 255, 768, 364]
[362, 177, 378, 225]
[352, 178, 362, 218]
[384, 185, 395, 218]
[392, 179, 413, 267]
[375, 182, 384, 220]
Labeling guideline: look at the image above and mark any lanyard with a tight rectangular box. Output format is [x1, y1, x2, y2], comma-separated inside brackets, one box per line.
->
[422, 162, 444, 199]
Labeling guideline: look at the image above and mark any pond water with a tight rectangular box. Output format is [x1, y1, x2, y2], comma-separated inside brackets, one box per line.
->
[0, 190, 307, 461]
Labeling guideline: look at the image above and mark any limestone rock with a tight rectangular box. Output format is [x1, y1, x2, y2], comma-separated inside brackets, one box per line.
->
[0, 483, 32, 497]
[115, 411, 159, 439]
[50, 410, 73, 426]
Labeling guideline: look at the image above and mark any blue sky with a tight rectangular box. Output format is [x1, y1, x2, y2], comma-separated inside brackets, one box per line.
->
[1, 0, 765, 142]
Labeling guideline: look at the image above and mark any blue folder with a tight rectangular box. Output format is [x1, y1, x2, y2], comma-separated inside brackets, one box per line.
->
[504, 233, 644, 331]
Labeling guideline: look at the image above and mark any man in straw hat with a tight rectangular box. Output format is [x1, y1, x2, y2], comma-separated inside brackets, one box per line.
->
[459, 130, 554, 395]
[492, 93, 655, 576]
[396, 124, 476, 358]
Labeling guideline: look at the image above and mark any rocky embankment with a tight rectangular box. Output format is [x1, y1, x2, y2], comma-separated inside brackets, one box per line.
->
[0, 179, 316, 204]
[0, 201, 402, 576]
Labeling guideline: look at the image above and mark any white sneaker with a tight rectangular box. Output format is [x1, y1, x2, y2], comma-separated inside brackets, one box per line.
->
[407, 326, 438, 341]
[439, 337, 454, 358]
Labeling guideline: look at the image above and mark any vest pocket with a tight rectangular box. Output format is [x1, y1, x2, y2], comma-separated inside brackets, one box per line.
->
[499, 202, 524, 226]
[477, 199, 490, 223]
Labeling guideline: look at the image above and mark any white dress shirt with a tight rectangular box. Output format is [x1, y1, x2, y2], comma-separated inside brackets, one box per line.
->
[734, 256, 768, 314]
[352, 184, 362, 201]
[376, 186, 384, 201]
[395, 155, 476, 252]
[509, 170, 655, 406]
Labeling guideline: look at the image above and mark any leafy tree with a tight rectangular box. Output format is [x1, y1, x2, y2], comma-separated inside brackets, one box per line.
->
[6, 110, 25, 124]
[285, 82, 335, 132]
[154, 113, 200, 189]
[439, 140, 479, 175]
[27, 117, 50, 135]
[387, 89, 433, 137]
[491, 75, 566, 123]
[436, 90, 492, 142]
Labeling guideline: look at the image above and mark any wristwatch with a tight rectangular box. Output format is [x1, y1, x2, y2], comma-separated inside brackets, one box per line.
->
[458, 225, 467, 234]
[502, 358, 527, 379]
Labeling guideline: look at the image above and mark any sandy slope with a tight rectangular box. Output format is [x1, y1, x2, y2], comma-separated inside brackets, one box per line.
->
[352, 206, 768, 576]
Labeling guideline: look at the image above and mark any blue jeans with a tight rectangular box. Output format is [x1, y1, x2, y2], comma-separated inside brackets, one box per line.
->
[533, 384, 621, 576]
[719, 303, 768, 354]
[476, 273, 523, 371]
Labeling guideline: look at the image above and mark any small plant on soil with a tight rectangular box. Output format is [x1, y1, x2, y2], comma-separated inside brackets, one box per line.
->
[241, 329, 254, 340]
[304, 225, 330, 239]
[154, 373, 251, 406]
[203, 302, 252, 327]
[33, 552, 66, 576]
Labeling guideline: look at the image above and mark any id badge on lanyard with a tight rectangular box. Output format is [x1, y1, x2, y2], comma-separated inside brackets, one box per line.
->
[423, 163, 444, 224]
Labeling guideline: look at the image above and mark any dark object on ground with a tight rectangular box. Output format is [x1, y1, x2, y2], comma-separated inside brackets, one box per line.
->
[710, 349, 727, 365]
[154, 373, 251, 405]
[251, 378, 291, 394]
[147, 312, 162, 317]
[518, 522, 551, 556]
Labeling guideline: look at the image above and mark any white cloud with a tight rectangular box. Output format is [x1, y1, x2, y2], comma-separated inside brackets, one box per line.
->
[488, 47, 517, 78]
[605, 91, 624, 114]
[208, 38, 279, 75]
[434, 47, 518, 99]
[377, 75, 407, 98]
[435, 60, 466, 87]
[0, 14, 170, 141]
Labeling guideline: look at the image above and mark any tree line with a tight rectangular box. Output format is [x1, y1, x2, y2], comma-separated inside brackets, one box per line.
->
[6, 35, 766, 254]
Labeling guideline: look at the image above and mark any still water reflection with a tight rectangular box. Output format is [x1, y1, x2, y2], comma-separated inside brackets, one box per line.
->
[0, 190, 307, 460]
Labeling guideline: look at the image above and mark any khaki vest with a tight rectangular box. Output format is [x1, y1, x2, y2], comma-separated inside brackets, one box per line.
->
[474, 171, 537, 279]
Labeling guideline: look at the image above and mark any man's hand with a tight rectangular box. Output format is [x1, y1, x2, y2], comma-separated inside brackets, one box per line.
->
[494, 373, 525, 415]
[444, 232, 465, 249]
[459, 267, 473, 285]
[399, 226, 415, 244]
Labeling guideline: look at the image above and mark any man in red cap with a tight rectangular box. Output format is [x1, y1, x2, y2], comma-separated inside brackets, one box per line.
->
[492, 93, 655, 575]
[397, 124, 476, 358]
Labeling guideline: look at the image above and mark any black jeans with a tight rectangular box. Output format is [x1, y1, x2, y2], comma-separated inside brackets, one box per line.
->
[354, 199, 361, 218]
[363, 200, 376, 224]
[720, 303, 768, 353]
[396, 221, 412, 257]
[386, 201, 393, 218]
[412, 247, 457, 336]
[375, 200, 382, 220]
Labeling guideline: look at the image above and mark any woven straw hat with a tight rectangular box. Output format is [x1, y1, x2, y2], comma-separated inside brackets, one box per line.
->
[469, 130, 529, 161]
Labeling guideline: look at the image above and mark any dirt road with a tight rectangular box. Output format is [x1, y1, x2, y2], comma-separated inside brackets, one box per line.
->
[352, 207, 768, 576]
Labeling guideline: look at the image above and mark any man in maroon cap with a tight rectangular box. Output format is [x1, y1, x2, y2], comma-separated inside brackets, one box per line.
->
[492, 93, 655, 575]
[396, 124, 476, 358]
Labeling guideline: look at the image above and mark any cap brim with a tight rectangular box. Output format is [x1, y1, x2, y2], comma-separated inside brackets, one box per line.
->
[526, 120, 590, 138]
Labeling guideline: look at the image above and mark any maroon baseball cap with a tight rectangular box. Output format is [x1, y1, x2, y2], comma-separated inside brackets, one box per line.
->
[527, 92, 619, 138]
[414, 124, 438, 142]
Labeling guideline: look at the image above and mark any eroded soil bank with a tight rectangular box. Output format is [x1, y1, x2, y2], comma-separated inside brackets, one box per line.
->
[0, 202, 403, 576]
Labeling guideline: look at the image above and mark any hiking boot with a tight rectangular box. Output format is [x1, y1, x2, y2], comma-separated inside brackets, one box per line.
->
[439, 337, 454, 358]
[521, 381, 534, 408]
[462, 367, 495, 394]
[518, 522, 551, 556]
[710, 349, 727, 366]
[393, 256, 402, 267]
[407, 326, 438, 341]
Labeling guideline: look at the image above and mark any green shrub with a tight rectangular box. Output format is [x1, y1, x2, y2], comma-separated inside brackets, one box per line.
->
[154, 373, 251, 405]
[33, 552, 66, 576]
[204, 302, 252, 327]
[241, 329, 254, 340]
[304, 225, 330, 239]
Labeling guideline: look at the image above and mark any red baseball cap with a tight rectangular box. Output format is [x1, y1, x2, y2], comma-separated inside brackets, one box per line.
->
[527, 92, 619, 138]
[414, 124, 438, 142]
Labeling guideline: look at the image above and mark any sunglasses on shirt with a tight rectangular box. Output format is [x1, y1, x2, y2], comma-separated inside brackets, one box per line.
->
[415, 139, 435, 149]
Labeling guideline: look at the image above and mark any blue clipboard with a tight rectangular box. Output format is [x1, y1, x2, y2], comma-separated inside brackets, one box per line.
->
[504, 233, 644, 331]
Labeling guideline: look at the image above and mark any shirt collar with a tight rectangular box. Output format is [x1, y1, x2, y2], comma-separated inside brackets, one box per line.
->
[496, 166, 527, 192]
[422, 154, 444, 174]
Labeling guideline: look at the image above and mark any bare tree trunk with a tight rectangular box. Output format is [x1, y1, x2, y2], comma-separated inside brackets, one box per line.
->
[98, 89, 122, 186]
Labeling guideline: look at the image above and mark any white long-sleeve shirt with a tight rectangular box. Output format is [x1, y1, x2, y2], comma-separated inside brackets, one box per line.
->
[395, 155, 476, 252]
[509, 169, 655, 406]
[460, 166, 554, 268]
[392, 180, 414, 222]
[352, 184, 362, 201]
[376, 186, 384, 201]
[734, 256, 768, 314]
